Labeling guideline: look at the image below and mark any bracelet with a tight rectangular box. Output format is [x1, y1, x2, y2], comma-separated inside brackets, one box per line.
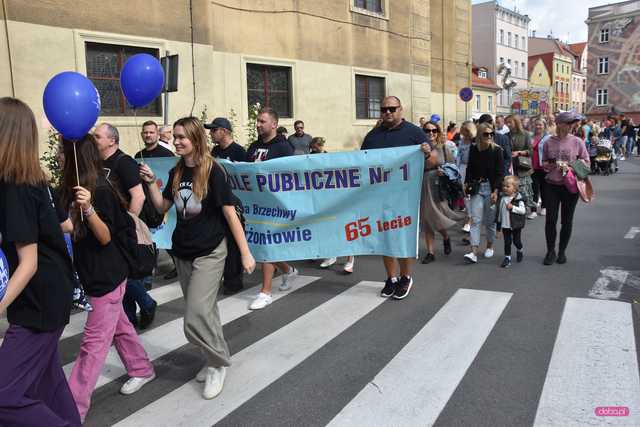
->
[83, 205, 96, 217]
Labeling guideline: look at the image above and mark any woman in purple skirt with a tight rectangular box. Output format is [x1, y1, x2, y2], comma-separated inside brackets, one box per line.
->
[0, 97, 81, 426]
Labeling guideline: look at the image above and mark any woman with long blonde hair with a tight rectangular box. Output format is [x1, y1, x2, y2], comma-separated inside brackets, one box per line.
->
[0, 97, 81, 426]
[140, 116, 255, 399]
[463, 122, 505, 264]
[506, 114, 536, 219]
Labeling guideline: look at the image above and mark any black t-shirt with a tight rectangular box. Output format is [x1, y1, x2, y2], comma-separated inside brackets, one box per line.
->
[73, 179, 129, 297]
[162, 164, 235, 260]
[0, 182, 74, 331]
[135, 144, 175, 159]
[103, 149, 142, 201]
[361, 120, 428, 150]
[212, 142, 247, 162]
[246, 135, 294, 162]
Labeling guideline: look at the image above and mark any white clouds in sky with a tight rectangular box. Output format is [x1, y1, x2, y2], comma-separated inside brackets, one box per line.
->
[472, 0, 614, 43]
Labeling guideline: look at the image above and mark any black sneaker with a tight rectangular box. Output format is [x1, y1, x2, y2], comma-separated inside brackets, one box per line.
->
[556, 252, 567, 264]
[139, 300, 157, 330]
[380, 278, 398, 298]
[443, 238, 452, 255]
[543, 251, 556, 265]
[393, 276, 413, 300]
[516, 251, 524, 263]
[421, 253, 435, 264]
[461, 237, 471, 246]
[501, 257, 511, 268]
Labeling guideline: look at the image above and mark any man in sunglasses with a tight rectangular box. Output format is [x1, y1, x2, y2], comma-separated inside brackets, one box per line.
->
[361, 96, 432, 301]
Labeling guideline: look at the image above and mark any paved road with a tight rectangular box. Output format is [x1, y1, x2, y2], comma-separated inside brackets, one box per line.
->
[2, 158, 639, 426]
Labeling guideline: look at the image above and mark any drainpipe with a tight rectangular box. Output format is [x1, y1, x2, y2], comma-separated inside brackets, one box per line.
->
[2, 0, 15, 97]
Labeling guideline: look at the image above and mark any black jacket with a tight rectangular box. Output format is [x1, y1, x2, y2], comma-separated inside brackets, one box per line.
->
[495, 192, 526, 230]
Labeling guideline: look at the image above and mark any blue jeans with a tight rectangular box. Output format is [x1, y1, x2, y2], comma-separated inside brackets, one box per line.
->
[625, 135, 635, 156]
[469, 182, 496, 247]
[123, 277, 155, 324]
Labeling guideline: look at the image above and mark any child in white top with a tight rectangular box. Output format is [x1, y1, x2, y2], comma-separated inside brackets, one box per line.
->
[496, 176, 526, 268]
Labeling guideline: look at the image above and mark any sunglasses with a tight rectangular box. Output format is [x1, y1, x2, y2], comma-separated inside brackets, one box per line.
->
[380, 106, 399, 113]
[424, 128, 438, 134]
[483, 132, 495, 138]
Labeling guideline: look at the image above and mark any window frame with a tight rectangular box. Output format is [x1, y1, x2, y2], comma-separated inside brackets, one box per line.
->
[351, 0, 388, 19]
[354, 73, 386, 121]
[596, 89, 608, 106]
[599, 28, 609, 43]
[478, 69, 488, 79]
[84, 41, 162, 117]
[488, 95, 493, 111]
[598, 57, 609, 75]
[246, 62, 294, 119]
[475, 95, 481, 111]
[500, 29, 504, 44]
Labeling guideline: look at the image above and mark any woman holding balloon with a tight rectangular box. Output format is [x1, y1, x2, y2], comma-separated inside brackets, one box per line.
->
[0, 97, 81, 426]
[58, 134, 155, 421]
[139, 117, 256, 399]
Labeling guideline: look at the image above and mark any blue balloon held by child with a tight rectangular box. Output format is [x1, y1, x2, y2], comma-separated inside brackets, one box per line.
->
[0, 248, 9, 302]
[43, 71, 101, 140]
[120, 53, 165, 108]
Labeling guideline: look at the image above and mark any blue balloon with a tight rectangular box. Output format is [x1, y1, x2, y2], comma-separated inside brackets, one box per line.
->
[43, 72, 101, 139]
[120, 54, 165, 108]
[430, 114, 441, 123]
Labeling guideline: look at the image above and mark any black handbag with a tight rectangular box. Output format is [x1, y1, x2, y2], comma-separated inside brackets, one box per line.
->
[465, 180, 481, 196]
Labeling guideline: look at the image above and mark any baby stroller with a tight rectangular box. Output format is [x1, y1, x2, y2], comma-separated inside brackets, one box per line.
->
[594, 138, 615, 175]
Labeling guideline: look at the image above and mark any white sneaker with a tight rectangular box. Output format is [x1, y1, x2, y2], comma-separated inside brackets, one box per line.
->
[462, 223, 471, 233]
[203, 367, 226, 399]
[249, 292, 272, 310]
[343, 257, 355, 274]
[464, 252, 478, 264]
[527, 212, 537, 220]
[196, 365, 207, 383]
[620, 156, 625, 160]
[540, 208, 546, 216]
[484, 248, 494, 258]
[120, 373, 156, 395]
[279, 266, 298, 291]
[320, 257, 337, 268]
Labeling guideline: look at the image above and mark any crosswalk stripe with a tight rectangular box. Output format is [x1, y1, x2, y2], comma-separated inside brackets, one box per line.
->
[328, 288, 512, 427]
[60, 282, 183, 340]
[113, 280, 386, 427]
[62, 275, 321, 389]
[534, 298, 640, 426]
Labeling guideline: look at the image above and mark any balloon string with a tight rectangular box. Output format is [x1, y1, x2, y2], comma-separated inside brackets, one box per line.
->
[72, 140, 84, 222]
[134, 107, 144, 164]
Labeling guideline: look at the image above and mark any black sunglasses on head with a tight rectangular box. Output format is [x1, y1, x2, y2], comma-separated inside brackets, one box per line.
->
[380, 106, 399, 113]
[424, 128, 438, 134]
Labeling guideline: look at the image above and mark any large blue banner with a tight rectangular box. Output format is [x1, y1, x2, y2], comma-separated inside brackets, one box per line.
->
[145, 146, 424, 262]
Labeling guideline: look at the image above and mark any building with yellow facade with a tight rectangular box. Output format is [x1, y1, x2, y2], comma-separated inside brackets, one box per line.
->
[528, 36, 575, 113]
[1, 0, 471, 155]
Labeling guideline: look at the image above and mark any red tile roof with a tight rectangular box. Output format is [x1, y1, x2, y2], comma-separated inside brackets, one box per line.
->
[528, 53, 554, 78]
[471, 65, 500, 91]
[568, 42, 586, 56]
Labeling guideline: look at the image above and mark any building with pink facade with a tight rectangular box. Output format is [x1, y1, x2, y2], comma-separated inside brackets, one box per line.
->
[585, 0, 640, 122]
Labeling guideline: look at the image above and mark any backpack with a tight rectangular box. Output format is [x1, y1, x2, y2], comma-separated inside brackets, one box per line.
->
[111, 151, 165, 229]
[105, 178, 158, 280]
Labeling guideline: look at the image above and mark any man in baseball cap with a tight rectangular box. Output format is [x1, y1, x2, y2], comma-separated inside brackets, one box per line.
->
[206, 117, 247, 295]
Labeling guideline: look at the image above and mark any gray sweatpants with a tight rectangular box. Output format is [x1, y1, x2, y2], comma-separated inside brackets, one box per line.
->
[175, 238, 231, 367]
